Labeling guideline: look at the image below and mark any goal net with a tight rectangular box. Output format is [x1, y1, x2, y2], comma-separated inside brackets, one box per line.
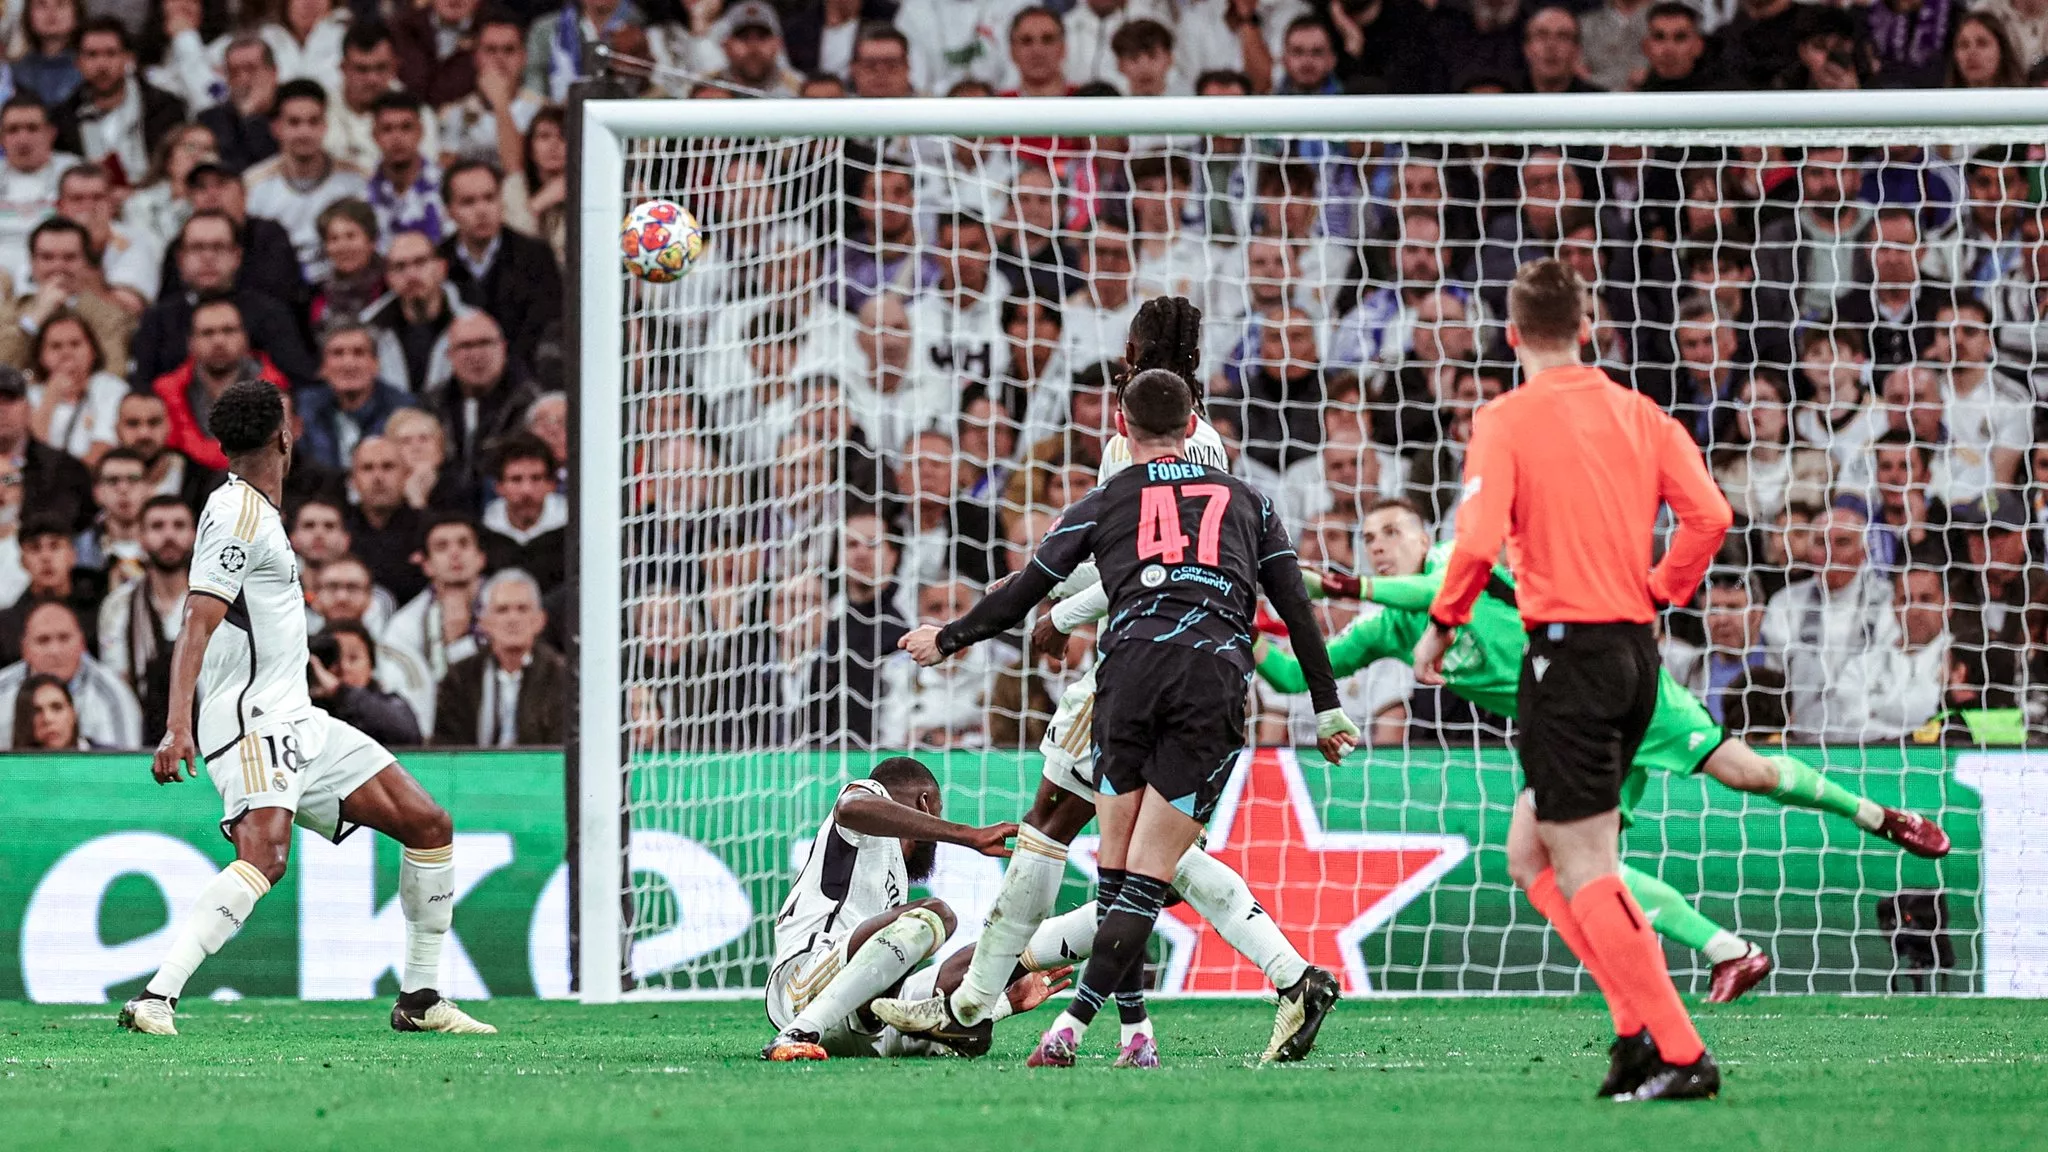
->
[573, 93, 2048, 1002]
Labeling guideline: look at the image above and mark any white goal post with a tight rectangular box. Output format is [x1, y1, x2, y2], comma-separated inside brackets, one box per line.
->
[574, 90, 2048, 1005]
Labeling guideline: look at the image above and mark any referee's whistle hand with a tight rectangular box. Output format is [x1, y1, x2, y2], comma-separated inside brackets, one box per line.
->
[901, 624, 946, 666]
[1413, 624, 1452, 686]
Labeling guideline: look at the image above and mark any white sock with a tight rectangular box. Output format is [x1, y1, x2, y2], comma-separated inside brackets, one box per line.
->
[1050, 1008, 1088, 1044]
[1119, 1017, 1152, 1046]
[792, 908, 947, 1036]
[146, 861, 269, 1000]
[1702, 931, 1758, 965]
[952, 825, 1067, 1025]
[1173, 848, 1308, 991]
[1854, 798, 1884, 831]
[1021, 903, 1098, 971]
[399, 845, 456, 994]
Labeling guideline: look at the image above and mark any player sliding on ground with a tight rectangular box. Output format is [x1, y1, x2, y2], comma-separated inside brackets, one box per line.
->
[899, 369, 1355, 1068]
[874, 298, 1345, 1066]
[760, 757, 1080, 1060]
[1255, 498, 1952, 1002]
[120, 381, 493, 1038]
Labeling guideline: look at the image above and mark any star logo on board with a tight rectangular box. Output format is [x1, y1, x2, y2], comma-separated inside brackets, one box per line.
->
[1069, 748, 1468, 994]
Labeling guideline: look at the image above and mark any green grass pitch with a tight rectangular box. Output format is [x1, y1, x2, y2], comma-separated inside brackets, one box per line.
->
[5, 997, 2045, 1152]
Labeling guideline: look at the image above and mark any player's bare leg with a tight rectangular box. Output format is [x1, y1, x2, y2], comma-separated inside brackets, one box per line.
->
[762, 899, 956, 1061]
[122, 808, 294, 1035]
[1702, 742, 1949, 858]
[339, 763, 495, 1035]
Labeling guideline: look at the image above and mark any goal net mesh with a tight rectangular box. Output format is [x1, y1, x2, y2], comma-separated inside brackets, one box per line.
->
[605, 119, 2043, 997]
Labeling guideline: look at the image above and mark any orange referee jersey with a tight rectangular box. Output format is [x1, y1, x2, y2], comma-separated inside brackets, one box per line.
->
[1428, 364, 1733, 628]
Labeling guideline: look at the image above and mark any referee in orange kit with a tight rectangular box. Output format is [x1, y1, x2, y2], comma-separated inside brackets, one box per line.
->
[1416, 260, 1734, 1102]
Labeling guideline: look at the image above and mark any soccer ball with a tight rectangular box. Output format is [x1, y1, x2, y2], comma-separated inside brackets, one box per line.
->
[620, 200, 704, 284]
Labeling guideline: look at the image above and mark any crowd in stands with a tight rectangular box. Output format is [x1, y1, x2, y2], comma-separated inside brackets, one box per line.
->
[0, 0, 2044, 754]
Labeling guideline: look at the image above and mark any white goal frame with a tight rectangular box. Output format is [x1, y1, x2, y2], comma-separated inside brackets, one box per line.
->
[572, 88, 2048, 1004]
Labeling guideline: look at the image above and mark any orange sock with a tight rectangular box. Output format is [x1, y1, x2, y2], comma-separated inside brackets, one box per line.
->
[1569, 873, 1706, 1065]
[1526, 868, 1642, 1036]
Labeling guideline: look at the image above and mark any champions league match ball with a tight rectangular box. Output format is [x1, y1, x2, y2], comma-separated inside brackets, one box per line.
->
[620, 200, 704, 283]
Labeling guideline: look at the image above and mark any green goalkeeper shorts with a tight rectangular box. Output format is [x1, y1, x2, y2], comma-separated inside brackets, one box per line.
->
[1616, 671, 1730, 827]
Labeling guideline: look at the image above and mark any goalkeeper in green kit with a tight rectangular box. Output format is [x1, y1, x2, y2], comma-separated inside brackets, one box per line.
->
[1262, 499, 1952, 1002]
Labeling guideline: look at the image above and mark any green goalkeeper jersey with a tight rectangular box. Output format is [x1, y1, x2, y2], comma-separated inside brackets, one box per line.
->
[1257, 546, 1526, 717]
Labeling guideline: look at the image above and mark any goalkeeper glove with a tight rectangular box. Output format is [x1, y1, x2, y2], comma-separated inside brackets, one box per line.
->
[1302, 570, 1365, 600]
[1316, 708, 1360, 742]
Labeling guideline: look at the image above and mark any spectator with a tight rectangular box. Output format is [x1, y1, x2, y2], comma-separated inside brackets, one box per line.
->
[479, 432, 566, 591]
[1792, 325, 1884, 488]
[1779, 5, 1869, 90]
[1, 217, 133, 374]
[1713, 0, 1803, 89]
[148, 295, 291, 470]
[1000, 7, 1071, 103]
[1404, 365, 1500, 530]
[391, 0, 483, 110]
[119, 120, 215, 255]
[173, 160, 309, 317]
[524, 392, 566, 477]
[1524, 6, 1603, 93]
[848, 20, 916, 98]
[384, 511, 484, 682]
[1671, 574, 1771, 723]
[1708, 371, 1831, 527]
[1279, 416, 1387, 539]
[810, 507, 907, 744]
[343, 435, 428, 603]
[12, 0, 84, 107]
[426, 310, 535, 488]
[9, 672, 96, 749]
[308, 620, 424, 748]
[786, 0, 882, 82]
[328, 24, 441, 171]
[311, 196, 384, 326]
[481, 106, 553, 268]
[1111, 18, 1181, 96]
[1757, 145, 1873, 318]
[709, 1, 804, 96]
[438, 12, 544, 172]
[1952, 489, 2039, 701]
[991, 294, 1069, 453]
[840, 165, 939, 317]
[298, 320, 415, 470]
[0, 600, 141, 748]
[1176, 0, 1297, 94]
[891, 428, 1000, 588]
[1762, 504, 1901, 741]
[112, 389, 219, 514]
[910, 211, 1007, 388]
[1947, 11, 2024, 88]
[432, 567, 566, 745]
[1476, 147, 1581, 316]
[94, 493, 190, 740]
[1866, 0, 1956, 89]
[1661, 293, 1746, 440]
[1331, 209, 1468, 371]
[1829, 207, 1947, 372]
[879, 576, 1012, 747]
[1579, 0, 1654, 92]
[1059, 221, 1140, 370]
[0, 365, 93, 533]
[364, 230, 474, 395]
[1422, 0, 1527, 93]
[1825, 566, 1953, 739]
[1975, 0, 2048, 75]
[26, 308, 127, 465]
[244, 78, 370, 281]
[1275, 15, 1344, 94]
[0, 97, 79, 276]
[438, 160, 561, 372]
[50, 19, 186, 185]
[197, 35, 280, 174]
[1636, 2, 1718, 91]
[53, 163, 158, 311]
[842, 292, 950, 465]
[307, 553, 434, 724]
[245, 0, 349, 95]
[1868, 428, 1957, 570]
[1233, 305, 1329, 481]
[288, 493, 352, 572]
[526, 0, 644, 102]
[365, 93, 447, 246]
[383, 404, 473, 512]
[0, 516, 104, 662]
[1938, 145, 2030, 293]
[1060, 0, 1174, 90]
[77, 446, 149, 580]
[1926, 293, 2030, 497]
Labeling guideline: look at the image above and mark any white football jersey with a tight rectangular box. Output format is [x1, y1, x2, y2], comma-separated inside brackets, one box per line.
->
[189, 475, 316, 759]
[773, 779, 909, 971]
[1096, 415, 1229, 482]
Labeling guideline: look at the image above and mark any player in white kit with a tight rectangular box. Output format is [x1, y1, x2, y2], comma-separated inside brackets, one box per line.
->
[761, 757, 1066, 1060]
[873, 298, 1340, 1064]
[119, 381, 493, 1038]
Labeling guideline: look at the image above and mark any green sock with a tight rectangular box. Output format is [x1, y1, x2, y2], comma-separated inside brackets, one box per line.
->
[1622, 865, 1749, 963]
[1766, 754, 1881, 829]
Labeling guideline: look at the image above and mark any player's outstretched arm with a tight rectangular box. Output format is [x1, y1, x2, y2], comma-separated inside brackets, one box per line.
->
[834, 788, 1019, 859]
[1257, 549, 1355, 764]
[1257, 608, 1416, 693]
[906, 495, 1102, 666]
[153, 592, 230, 784]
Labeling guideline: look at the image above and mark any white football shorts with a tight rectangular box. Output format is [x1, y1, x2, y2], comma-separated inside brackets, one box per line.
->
[207, 710, 394, 843]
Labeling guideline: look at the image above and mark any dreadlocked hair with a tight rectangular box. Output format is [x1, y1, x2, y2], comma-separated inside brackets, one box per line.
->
[1121, 296, 1205, 413]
